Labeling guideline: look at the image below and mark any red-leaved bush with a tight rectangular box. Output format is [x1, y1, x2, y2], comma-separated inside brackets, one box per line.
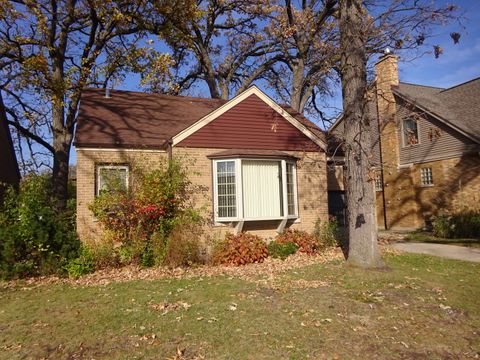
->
[275, 229, 321, 255]
[213, 233, 268, 266]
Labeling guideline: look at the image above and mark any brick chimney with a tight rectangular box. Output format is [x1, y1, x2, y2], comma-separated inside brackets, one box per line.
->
[374, 52, 402, 230]
[375, 53, 399, 122]
[374, 53, 400, 169]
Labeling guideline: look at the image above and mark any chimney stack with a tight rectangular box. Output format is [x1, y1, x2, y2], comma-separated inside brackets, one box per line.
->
[375, 52, 399, 123]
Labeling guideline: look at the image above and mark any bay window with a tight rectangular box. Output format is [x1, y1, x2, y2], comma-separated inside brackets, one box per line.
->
[213, 158, 298, 222]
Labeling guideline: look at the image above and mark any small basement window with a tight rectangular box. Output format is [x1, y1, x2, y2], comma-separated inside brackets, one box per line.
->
[375, 176, 383, 191]
[402, 118, 419, 146]
[420, 167, 433, 186]
[213, 158, 298, 222]
[96, 165, 129, 195]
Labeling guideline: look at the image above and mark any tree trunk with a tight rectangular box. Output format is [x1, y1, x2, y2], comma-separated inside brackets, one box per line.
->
[339, 0, 383, 268]
[51, 105, 72, 210]
[290, 60, 305, 112]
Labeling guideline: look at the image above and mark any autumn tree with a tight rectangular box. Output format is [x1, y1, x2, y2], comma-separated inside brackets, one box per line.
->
[262, 0, 460, 125]
[143, 0, 282, 99]
[263, 0, 338, 117]
[0, 0, 196, 209]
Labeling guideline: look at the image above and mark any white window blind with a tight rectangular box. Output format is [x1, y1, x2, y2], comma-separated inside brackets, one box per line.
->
[242, 160, 282, 219]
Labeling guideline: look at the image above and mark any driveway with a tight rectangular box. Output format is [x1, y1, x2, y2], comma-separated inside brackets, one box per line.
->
[391, 242, 480, 263]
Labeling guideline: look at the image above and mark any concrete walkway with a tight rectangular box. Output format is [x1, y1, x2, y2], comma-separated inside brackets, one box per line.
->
[391, 242, 480, 263]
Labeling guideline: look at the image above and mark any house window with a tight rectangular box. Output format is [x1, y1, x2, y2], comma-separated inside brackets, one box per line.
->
[96, 165, 129, 195]
[213, 159, 298, 221]
[420, 167, 433, 186]
[403, 118, 419, 146]
[286, 163, 296, 215]
[375, 176, 383, 191]
[216, 161, 237, 218]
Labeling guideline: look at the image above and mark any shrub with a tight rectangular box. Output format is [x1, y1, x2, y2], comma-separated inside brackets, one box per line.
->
[433, 211, 480, 239]
[64, 247, 95, 278]
[432, 215, 453, 238]
[162, 223, 202, 268]
[267, 241, 298, 260]
[451, 211, 480, 238]
[213, 233, 268, 266]
[89, 159, 203, 268]
[0, 174, 80, 279]
[275, 229, 321, 255]
[313, 217, 339, 247]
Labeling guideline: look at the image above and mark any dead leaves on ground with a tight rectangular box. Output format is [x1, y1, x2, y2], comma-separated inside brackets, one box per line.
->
[149, 300, 191, 315]
[1, 249, 344, 289]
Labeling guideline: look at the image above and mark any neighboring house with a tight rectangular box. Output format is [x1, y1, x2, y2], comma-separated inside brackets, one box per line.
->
[74, 86, 329, 242]
[330, 54, 480, 230]
[0, 92, 20, 201]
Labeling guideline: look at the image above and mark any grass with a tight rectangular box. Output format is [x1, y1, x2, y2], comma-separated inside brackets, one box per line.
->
[1, 253, 479, 359]
[405, 231, 480, 248]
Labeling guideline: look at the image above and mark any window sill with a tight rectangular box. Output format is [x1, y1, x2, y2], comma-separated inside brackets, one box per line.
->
[402, 143, 420, 149]
[420, 184, 434, 188]
[214, 216, 298, 224]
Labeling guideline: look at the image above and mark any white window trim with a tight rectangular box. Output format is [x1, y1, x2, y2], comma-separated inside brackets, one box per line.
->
[212, 158, 299, 223]
[420, 167, 434, 187]
[96, 164, 129, 196]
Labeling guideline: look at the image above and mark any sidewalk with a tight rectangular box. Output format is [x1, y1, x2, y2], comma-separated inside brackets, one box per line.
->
[390, 242, 480, 263]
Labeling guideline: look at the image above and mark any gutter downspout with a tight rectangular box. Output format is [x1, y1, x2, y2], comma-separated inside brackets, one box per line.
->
[375, 85, 389, 230]
[167, 139, 173, 163]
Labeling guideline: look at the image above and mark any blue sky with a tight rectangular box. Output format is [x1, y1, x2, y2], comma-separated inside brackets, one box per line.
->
[70, 1, 480, 165]
[399, 0, 480, 87]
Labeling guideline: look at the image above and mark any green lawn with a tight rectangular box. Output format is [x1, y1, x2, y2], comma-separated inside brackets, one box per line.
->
[405, 231, 480, 248]
[1, 253, 479, 359]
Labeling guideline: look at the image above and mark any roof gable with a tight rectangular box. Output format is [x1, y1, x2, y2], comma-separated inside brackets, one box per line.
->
[74, 86, 325, 151]
[393, 80, 480, 143]
[174, 86, 326, 151]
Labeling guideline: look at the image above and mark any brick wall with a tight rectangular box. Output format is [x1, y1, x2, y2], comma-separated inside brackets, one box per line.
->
[378, 154, 480, 229]
[76, 149, 168, 244]
[76, 146, 329, 243]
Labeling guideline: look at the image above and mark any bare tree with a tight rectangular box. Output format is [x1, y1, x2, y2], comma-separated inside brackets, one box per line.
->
[336, 0, 460, 267]
[338, 0, 383, 267]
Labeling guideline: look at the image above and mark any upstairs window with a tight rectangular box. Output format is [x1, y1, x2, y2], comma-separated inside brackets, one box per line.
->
[403, 118, 419, 146]
[213, 159, 298, 222]
[96, 165, 129, 195]
[420, 167, 433, 186]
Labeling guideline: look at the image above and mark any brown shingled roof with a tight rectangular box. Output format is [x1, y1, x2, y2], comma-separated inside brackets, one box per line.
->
[74, 88, 326, 149]
[393, 79, 480, 143]
[75, 88, 226, 149]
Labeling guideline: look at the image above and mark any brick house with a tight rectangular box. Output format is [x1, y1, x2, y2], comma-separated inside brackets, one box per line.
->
[330, 54, 480, 230]
[74, 86, 329, 243]
[0, 92, 20, 201]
